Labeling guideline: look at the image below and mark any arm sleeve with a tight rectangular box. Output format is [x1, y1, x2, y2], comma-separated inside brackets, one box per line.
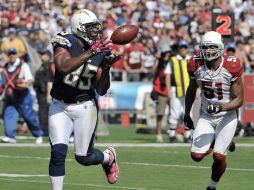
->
[231, 60, 243, 82]
[224, 57, 244, 82]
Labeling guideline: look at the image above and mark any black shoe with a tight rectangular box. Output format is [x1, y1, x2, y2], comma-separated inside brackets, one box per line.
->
[206, 186, 216, 190]
[229, 141, 236, 152]
[169, 136, 177, 143]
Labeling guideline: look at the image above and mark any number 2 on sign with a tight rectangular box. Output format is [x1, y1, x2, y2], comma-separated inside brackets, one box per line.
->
[202, 81, 223, 100]
[216, 15, 232, 35]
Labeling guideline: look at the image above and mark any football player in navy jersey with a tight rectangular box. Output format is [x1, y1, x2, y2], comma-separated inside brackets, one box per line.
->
[48, 9, 121, 190]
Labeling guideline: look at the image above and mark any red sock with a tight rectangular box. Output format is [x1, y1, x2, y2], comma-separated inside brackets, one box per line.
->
[211, 153, 227, 182]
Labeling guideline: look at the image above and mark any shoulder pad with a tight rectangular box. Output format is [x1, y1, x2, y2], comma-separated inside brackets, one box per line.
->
[51, 33, 72, 48]
[223, 55, 243, 80]
[188, 55, 203, 76]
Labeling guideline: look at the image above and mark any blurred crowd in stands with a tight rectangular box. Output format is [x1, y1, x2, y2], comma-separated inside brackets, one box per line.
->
[1, 0, 254, 81]
[0, 0, 254, 141]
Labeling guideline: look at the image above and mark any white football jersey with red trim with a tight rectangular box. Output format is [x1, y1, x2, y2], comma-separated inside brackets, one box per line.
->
[188, 55, 243, 116]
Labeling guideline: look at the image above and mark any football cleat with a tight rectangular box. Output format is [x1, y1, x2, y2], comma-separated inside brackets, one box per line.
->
[229, 141, 236, 152]
[102, 147, 119, 184]
[35, 136, 43, 144]
[1, 137, 16, 143]
[206, 186, 216, 190]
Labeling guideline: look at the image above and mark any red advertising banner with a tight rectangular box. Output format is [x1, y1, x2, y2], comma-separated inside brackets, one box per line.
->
[242, 74, 254, 124]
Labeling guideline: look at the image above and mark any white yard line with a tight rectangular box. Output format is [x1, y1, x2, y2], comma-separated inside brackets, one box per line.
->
[0, 136, 36, 139]
[1, 154, 254, 173]
[124, 162, 254, 172]
[0, 173, 48, 177]
[0, 143, 254, 147]
[0, 154, 72, 161]
[0, 178, 145, 190]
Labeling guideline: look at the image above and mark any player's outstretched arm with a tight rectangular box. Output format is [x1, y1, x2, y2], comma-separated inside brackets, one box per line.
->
[54, 38, 112, 75]
[185, 78, 198, 117]
[222, 77, 243, 111]
[54, 47, 93, 75]
[95, 53, 121, 95]
[184, 79, 198, 129]
[95, 67, 110, 96]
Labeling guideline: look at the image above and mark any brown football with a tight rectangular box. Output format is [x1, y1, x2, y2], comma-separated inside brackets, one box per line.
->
[110, 24, 139, 45]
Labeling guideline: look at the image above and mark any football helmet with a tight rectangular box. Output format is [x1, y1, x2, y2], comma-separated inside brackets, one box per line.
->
[70, 9, 103, 44]
[200, 31, 224, 61]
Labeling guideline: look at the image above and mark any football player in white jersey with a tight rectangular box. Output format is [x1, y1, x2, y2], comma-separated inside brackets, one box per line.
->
[184, 31, 243, 190]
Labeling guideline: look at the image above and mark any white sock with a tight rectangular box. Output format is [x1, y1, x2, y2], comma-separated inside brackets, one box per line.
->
[50, 176, 64, 190]
[208, 179, 218, 188]
[102, 151, 110, 165]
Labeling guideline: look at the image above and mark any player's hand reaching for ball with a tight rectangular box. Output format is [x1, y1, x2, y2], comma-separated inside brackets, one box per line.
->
[102, 53, 122, 70]
[90, 37, 112, 55]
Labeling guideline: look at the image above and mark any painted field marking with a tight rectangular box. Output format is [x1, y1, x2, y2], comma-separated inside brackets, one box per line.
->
[0, 154, 72, 162]
[124, 162, 254, 172]
[0, 177, 145, 190]
[0, 143, 254, 148]
[0, 173, 48, 177]
[0, 154, 253, 173]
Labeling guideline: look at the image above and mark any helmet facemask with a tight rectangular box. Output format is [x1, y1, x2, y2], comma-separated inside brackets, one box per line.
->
[77, 22, 103, 44]
[200, 43, 224, 61]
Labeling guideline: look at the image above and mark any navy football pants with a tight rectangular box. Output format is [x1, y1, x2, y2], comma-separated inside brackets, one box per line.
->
[3, 90, 43, 138]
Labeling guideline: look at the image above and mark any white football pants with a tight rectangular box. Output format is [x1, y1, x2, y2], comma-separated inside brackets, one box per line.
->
[48, 99, 98, 156]
[191, 111, 237, 155]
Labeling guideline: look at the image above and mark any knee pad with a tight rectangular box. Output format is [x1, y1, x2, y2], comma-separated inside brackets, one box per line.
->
[191, 152, 205, 162]
[75, 149, 103, 166]
[49, 144, 68, 176]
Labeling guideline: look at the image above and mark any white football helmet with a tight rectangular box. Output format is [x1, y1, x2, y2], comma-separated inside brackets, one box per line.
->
[70, 9, 102, 44]
[200, 31, 224, 61]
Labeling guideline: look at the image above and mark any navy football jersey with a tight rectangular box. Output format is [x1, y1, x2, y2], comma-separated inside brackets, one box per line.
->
[50, 32, 106, 103]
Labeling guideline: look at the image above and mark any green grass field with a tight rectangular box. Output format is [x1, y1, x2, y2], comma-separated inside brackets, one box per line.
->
[0, 125, 254, 190]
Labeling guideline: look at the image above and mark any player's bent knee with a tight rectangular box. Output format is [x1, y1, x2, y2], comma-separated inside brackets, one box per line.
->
[213, 152, 226, 162]
[191, 152, 206, 162]
[49, 144, 68, 176]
